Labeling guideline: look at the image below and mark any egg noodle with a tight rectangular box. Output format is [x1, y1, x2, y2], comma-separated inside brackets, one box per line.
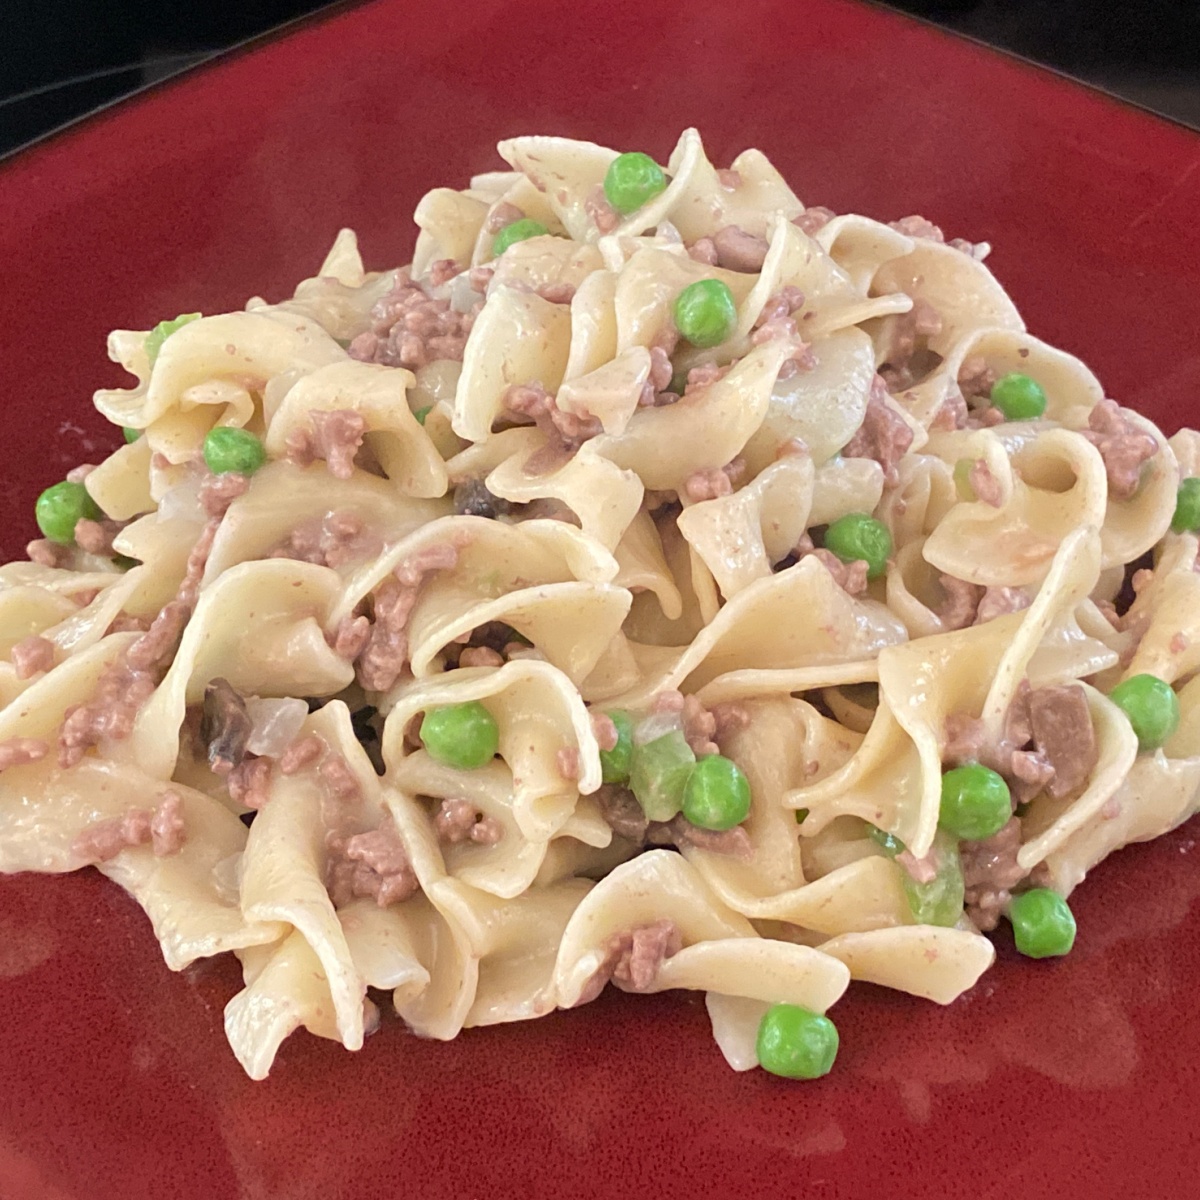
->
[3, 129, 1199, 1080]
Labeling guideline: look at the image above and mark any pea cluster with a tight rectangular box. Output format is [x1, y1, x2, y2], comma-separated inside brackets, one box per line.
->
[601, 710, 752, 832]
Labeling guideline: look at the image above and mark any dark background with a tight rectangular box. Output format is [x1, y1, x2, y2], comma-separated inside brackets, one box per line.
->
[3, 0, 1200, 157]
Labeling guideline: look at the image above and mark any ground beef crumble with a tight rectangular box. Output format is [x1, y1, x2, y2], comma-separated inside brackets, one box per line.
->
[1084, 398, 1159, 501]
[936, 577, 1030, 631]
[574, 918, 683, 1005]
[326, 812, 419, 908]
[70, 791, 186, 863]
[711, 225, 769, 273]
[793, 206, 835, 235]
[348, 272, 480, 370]
[26, 539, 69, 568]
[0, 737, 49, 771]
[751, 286, 813, 379]
[11, 635, 55, 680]
[960, 816, 1027, 931]
[284, 409, 367, 480]
[503, 381, 602, 474]
[585, 186, 620, 234]
[842, 375, 914, 485]
[272, 511, 380, 570]
[595, 785, 753, 862]
[433, 797, 503, 845]
[943, 680, 1098, 805]
[682, 457, 747, 502]
[878, 298, 943, 391]
[353, 543, 459, 693]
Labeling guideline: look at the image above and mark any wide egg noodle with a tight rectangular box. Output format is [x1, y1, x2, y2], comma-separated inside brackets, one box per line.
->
[483, 434, 645, 553]
[233, 702, 391, 1065]
[0, 757, 283, 969]
[333, 515, 623, 686]
[922, 429, 1108, 587]
[119, 560, 353, 779]
[451, 288, 572, 443]
[264, 360, 450, 497]
[681, 697, 914, 935]
[817, 926, 995, 1005]
[203, 461, 450, 582]
[411, 188, 491, 279]
[612, 555, 908, 708]
[486, 234, 604, 297]
[749, 217, 912, 348]
[97, 310, 347, 462]
[741, 327, 878, 471]
[869, 236, 1024, 354]
[389, 751, 610, 900]
[676, 454, 814, 601]
[381, 659, 603, 842]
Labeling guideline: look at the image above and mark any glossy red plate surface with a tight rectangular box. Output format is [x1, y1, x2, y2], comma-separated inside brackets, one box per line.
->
[3, 2, 1200, 1197]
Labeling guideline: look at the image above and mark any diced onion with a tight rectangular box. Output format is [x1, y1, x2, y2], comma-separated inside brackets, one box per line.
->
[244, 696, 309, 757]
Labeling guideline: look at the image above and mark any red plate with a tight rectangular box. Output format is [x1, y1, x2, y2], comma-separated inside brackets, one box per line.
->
[2, 2, 1200, 1197]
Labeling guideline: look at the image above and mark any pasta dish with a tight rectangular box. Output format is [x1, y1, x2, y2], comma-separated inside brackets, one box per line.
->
[2, 130, 1198, 1081]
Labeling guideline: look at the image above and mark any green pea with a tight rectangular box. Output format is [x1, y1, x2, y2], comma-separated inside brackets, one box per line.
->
[989, 372, 1047, 420]
[629, 730, 695, 822]
[939, 763, 1011, 840]
[673, 279, 737, 348]
[602, 151, 668, 215]
[755, 1003, 839, 1080]
[902, 831, 965, 927]
[144, 312, 201, 366]
[953, 458, 975, 501]
[1109, 673, 1179, 750]
[122, 426, 141, 444]
[35, 481, 101, 545]
[823, 513, 892, 580]
[1170, 477, 1200, 533]
[681, 754, 751, 830]
[203, 427, 266, 476]
[1009, 888, 1076, 958]
[419, 701, 499, 769]
[599, 710, 635, 784]
[492, 219, 549, 258]
[413, 406, 433, 426]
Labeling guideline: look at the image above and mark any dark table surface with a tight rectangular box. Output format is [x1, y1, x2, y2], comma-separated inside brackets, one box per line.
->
[3, 0, 1200, 158]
